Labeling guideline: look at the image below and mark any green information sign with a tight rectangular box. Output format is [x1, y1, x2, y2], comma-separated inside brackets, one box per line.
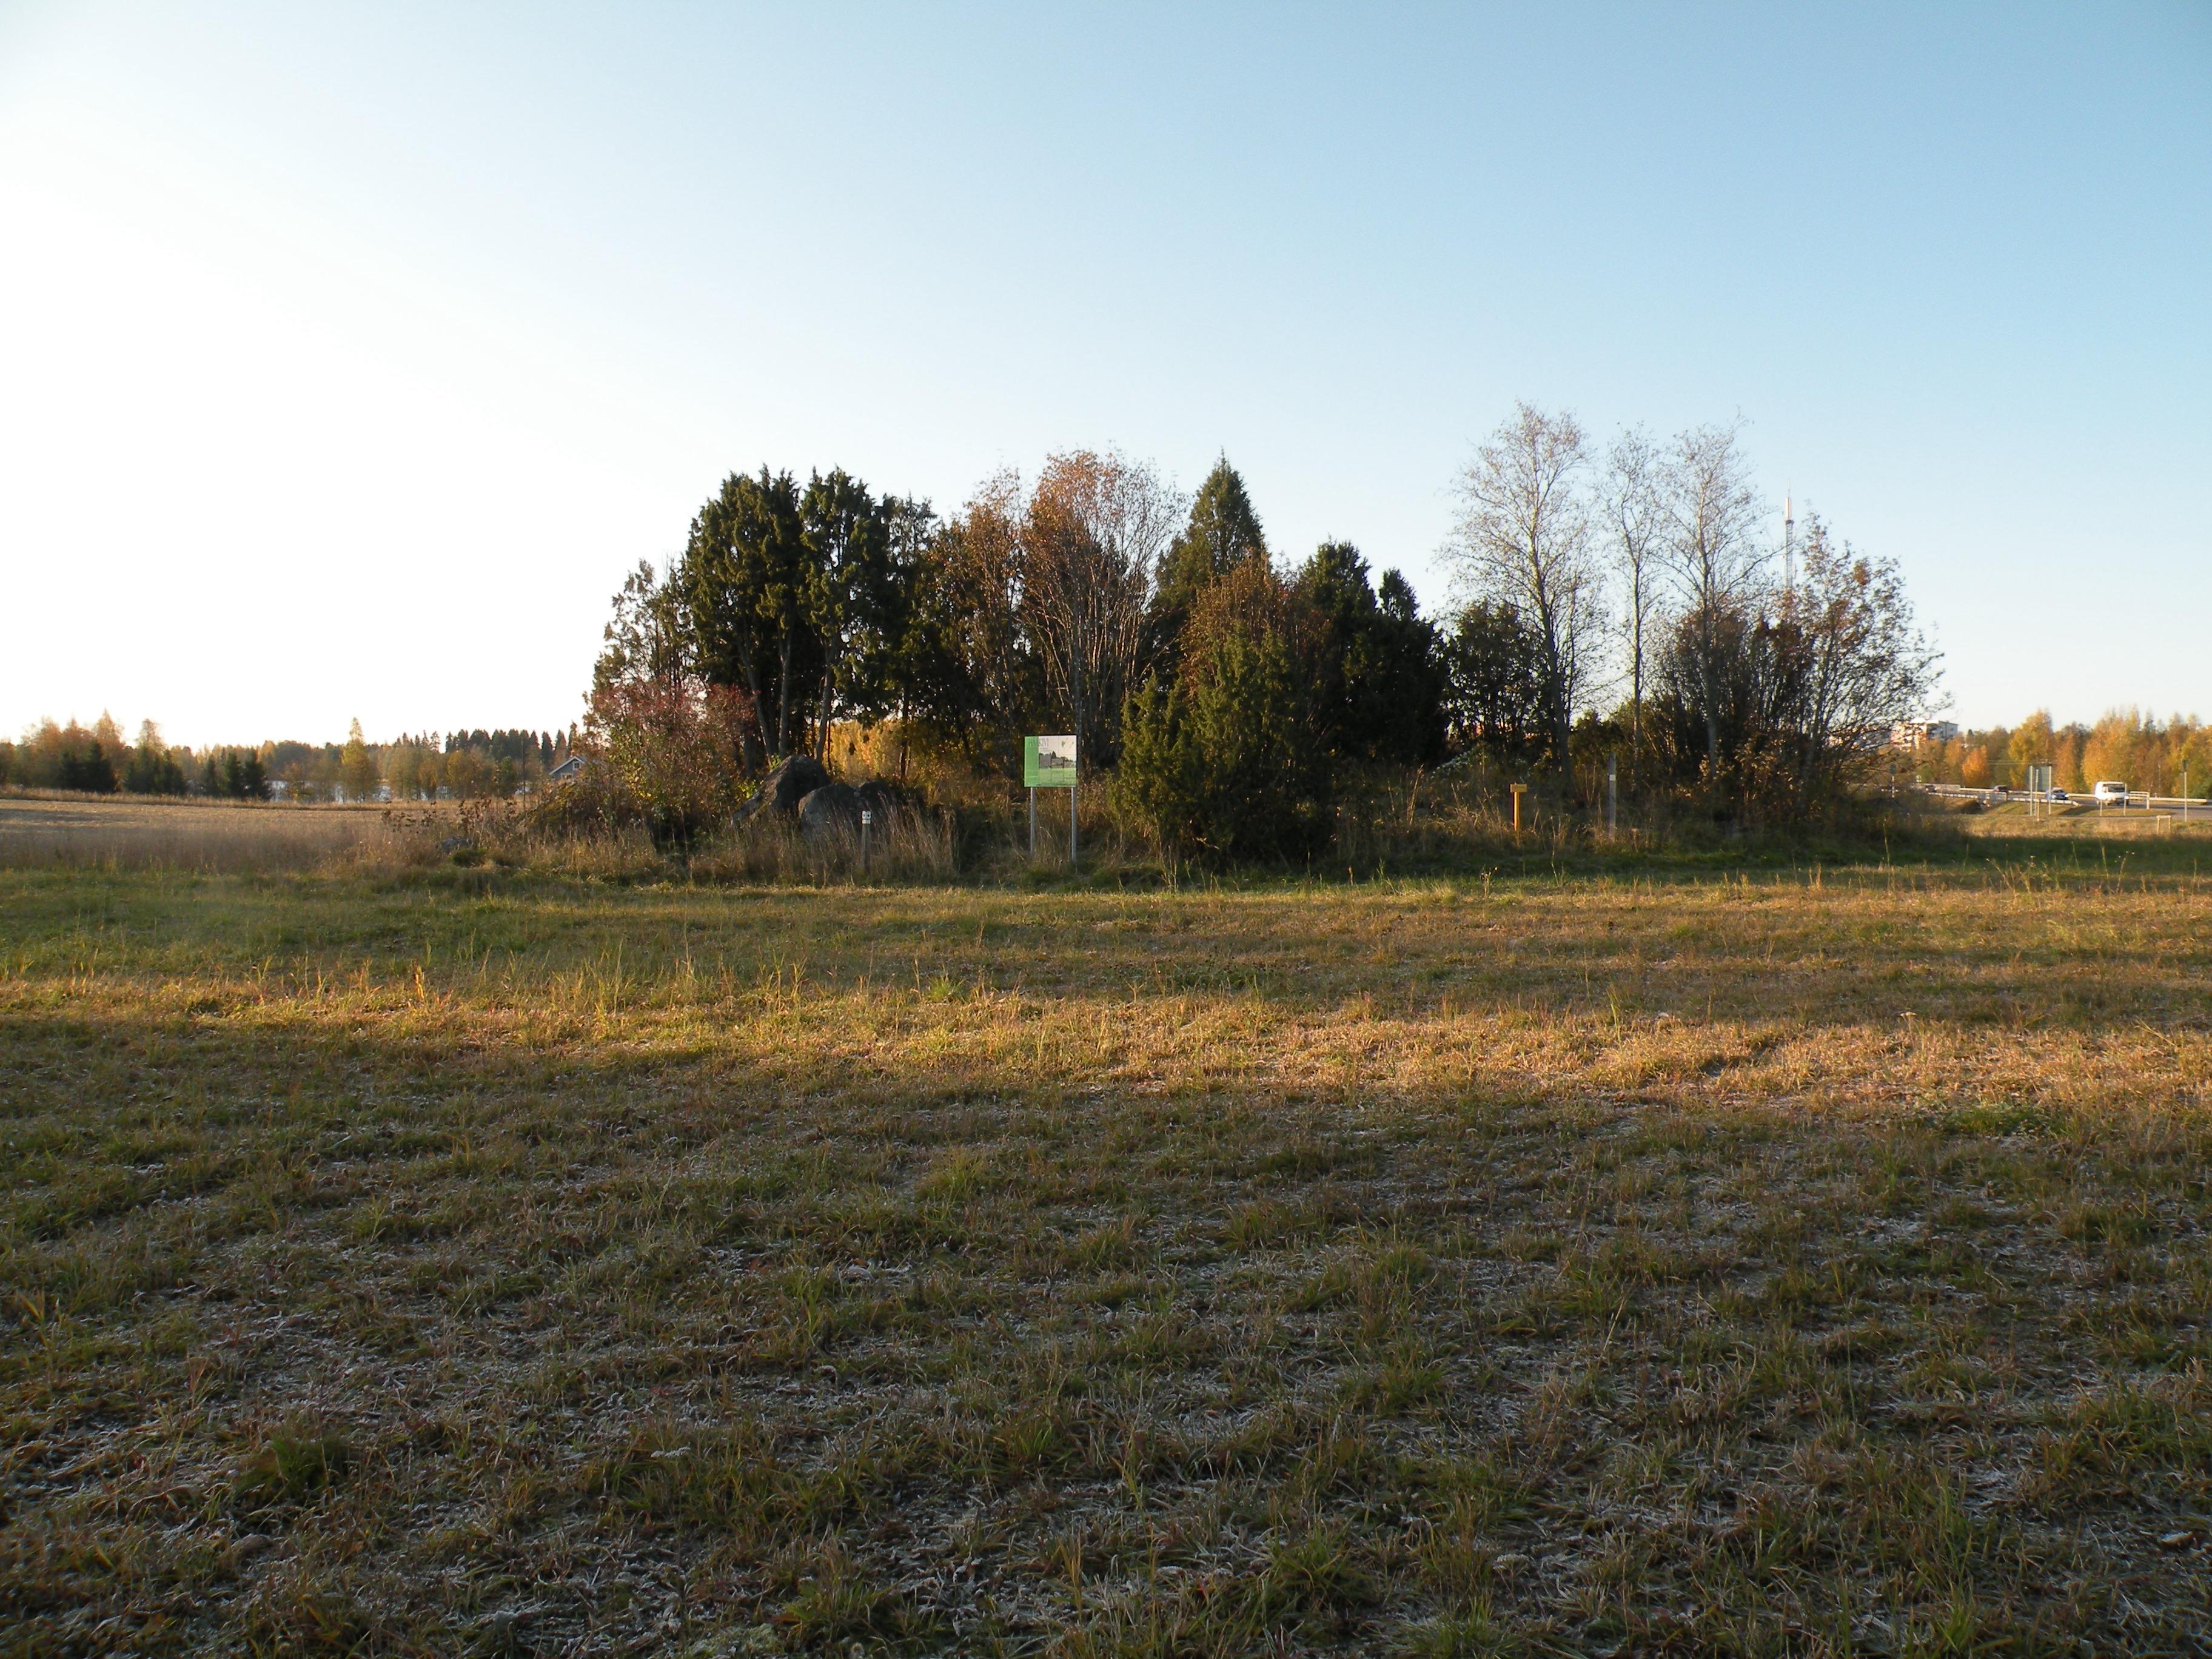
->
[1024, 734, 1077, 788]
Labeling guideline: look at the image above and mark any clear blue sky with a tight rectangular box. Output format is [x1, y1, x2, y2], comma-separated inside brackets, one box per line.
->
[2, 1, 2206, 745]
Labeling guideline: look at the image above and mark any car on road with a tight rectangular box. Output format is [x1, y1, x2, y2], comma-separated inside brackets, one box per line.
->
[2093, 780, 2130, 807]
[2046, 788, 2070, 804]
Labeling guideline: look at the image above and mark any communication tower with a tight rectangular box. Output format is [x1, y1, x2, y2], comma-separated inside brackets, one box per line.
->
[1783, 489, 1795, 598]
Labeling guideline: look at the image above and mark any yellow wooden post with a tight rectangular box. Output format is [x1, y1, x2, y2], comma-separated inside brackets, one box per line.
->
[1511, 782, 1527, 835]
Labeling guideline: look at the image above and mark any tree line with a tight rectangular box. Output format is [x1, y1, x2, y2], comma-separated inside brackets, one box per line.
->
[1, 717, 574, 801]
[589, 409, 1941, 855]
[1912, 710, 2212, 799]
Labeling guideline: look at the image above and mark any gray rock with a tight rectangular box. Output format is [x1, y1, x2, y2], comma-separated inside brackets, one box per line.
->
[853, 778, 911, 830]
[797, 782, 862, 838]
[736, 755, 833, 821]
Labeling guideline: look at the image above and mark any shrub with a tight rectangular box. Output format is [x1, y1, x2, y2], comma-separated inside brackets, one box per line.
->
[1114, 601, 1333, 871]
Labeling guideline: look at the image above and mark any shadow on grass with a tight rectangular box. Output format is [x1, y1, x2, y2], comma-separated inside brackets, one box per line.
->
[5, 987, 2211, 1654]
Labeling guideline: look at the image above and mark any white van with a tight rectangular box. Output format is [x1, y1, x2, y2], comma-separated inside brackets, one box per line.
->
[2093, 780, 2130, 807]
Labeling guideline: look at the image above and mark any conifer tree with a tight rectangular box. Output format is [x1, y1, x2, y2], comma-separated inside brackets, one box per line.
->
[1150, 457, 1267, 664]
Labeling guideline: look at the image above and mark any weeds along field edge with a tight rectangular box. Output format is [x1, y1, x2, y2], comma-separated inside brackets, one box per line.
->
[13, 780, 2212, 889]
[4, 865, 2211, 1654]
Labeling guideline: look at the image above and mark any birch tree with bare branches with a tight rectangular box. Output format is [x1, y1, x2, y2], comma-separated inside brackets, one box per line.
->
[1021, 451, 1185, 766]
[1603, 426, 1665, 757]
[1447, 404, 1601, 768]
[1785, 512, 1942, 798]
[1659, 421, 1768, 768]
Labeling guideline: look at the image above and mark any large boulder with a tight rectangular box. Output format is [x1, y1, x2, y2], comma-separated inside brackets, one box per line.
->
[853, 778, 913, 830]
[797, 782, 863, 839]
[736, 754, 833, 822]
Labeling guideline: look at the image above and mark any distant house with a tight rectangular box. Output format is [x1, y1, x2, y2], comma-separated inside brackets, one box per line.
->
[1889, 720, 1959, 751]
[547, 754, 589, 783]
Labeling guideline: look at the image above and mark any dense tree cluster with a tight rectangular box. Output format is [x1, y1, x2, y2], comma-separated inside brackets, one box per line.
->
[380, 729, 570, 801]
[588, 454, 1457, 847]
[2, 717, 183, 796]
[588, 421, 1942, 855]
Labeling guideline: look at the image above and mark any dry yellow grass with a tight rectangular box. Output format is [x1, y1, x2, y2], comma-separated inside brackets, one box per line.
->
[4, 854, 2210, 1653]
[0, 794, 402, 872]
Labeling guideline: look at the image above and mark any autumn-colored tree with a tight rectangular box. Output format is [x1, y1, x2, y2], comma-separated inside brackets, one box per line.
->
[2007, 712, 2055, 783]
[891, 472, 1042, 757]
[122, 719, 187, 795]
[340, 720, 379, 801]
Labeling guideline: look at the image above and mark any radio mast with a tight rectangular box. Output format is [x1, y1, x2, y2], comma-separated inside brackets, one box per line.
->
[1783, 488, 1795, 600]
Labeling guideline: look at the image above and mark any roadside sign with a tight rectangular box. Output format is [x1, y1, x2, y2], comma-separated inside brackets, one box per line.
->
[1025, 734, 1077, 788]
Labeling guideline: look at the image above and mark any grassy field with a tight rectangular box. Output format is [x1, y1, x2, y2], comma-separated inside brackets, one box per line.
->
[0, 794, 401, 873]
[5, 842, 2212, 1655]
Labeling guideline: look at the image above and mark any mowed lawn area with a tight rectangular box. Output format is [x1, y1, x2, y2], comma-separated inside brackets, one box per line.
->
[4, 857, 2210, 1655]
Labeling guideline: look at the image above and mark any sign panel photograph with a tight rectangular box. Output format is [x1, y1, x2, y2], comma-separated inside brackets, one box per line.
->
[1025, 734, 1077, 788]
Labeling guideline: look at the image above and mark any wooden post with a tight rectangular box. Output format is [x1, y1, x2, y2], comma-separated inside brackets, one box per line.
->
[1606, 754, 1617, 839]
[1511, 782, 1527, 836]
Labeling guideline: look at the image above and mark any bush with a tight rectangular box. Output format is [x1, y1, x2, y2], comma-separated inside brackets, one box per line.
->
[1114, 619, 1333, 873]
[583, 679, 752, 847]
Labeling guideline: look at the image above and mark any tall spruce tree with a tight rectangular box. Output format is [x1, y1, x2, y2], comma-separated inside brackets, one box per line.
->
[1150, 456, 1267, 665]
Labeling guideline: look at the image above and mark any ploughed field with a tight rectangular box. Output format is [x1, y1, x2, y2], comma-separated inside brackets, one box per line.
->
[4, 861, 2210, 1655]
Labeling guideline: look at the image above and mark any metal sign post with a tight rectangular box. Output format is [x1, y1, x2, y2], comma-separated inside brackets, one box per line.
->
[860, 808, 872, 873]
[1024, 735, 1078, 866]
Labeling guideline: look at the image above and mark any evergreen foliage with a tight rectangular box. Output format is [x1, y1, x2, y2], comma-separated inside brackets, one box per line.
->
[1114, 563, 1333, 870]
[56, 741, 118, 794]
[1150, 456, 1268, 662]
[1292, 543, 1447, 766]
[1444, 601, 1549, 765]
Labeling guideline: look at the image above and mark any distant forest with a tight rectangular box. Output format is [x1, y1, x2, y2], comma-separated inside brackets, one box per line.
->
[0, 717, 574, 802]
[1906, 711, 2212, 799]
